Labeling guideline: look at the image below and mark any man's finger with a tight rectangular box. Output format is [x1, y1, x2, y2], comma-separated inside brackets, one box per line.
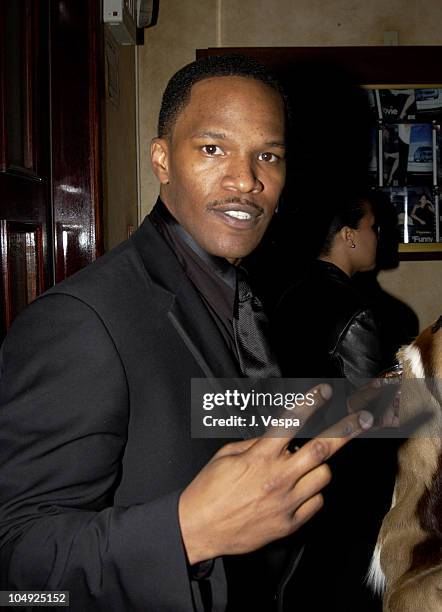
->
[290, 493, 325, 532]
[255, 383, 333, 456]
[288, 410, 374, 476]
[213, 437, 258, 460]
[347, 377, 400, 424]
[347, 378, 383, 413]
[289, 463, 332, 505]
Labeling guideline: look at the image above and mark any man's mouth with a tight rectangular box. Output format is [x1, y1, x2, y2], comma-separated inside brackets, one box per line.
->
[224, 210, 252, 220]
[207, 200, 264, 229]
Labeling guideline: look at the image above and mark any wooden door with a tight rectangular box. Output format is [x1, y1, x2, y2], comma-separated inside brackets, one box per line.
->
[0, 0, 103, 340]
[0, 0, 50, 336]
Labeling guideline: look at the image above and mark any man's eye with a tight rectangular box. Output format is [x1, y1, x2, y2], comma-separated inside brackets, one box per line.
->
[202, 145, 224, 156]
[258, 152, 279, 163]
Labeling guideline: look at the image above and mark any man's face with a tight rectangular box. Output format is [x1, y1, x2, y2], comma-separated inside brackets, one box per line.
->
[151, 76, 286, 264]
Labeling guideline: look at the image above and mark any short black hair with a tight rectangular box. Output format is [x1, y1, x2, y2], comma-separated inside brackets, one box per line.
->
[320, 192, 376, 256]
[157, 53, 287, 138]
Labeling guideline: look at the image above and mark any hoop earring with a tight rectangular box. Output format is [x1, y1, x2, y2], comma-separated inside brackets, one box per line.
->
[350, 241, 356, 249]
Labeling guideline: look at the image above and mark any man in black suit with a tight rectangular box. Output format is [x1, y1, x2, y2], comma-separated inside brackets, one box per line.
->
[0, 55, 373, 610]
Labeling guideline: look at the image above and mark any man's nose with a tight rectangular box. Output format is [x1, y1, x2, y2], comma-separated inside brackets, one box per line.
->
[221, 157, 263, 194]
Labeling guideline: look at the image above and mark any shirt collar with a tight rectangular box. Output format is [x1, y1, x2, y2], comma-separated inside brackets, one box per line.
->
[149, 199, 237, 326]
[150, 198, 237, 290]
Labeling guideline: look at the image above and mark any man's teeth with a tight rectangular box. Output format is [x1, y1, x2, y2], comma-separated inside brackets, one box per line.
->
[224, 210, 252, 220]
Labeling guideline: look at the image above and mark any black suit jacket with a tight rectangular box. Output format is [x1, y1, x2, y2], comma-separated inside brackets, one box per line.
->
[0, 216, 247, 610]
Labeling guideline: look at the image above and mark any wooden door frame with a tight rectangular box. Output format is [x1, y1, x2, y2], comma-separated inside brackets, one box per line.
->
[50, 0, 104, 283]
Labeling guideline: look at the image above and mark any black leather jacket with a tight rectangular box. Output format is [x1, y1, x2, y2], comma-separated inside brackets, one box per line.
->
[271, 260, 385, 385]
[270, 260, 394, 612]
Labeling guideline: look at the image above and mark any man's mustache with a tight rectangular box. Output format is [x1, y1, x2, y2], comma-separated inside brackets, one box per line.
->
[206, 197, 264, 213]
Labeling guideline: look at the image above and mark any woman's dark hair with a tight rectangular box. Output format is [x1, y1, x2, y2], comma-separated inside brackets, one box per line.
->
[158, 53, 288, 138]
[320, 193, 375, 256]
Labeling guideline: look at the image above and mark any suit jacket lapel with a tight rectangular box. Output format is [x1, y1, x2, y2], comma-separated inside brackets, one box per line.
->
[131, 215, 240, 380]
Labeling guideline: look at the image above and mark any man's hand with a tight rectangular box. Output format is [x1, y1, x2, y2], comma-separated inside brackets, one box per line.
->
[347, 375, 402, 429]
[178, 384, 373, 565]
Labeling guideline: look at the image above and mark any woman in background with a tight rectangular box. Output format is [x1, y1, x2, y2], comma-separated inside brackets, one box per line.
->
[271, 193, 395, 612]
[272, 194, 385, 385]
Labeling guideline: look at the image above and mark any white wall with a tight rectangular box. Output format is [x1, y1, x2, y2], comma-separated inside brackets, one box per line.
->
[378, 261, 442, 330]
[221, 0, 442, 47]
[137, 0, 442, 331]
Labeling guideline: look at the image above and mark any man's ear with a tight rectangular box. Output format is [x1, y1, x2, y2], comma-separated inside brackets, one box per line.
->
[151, 138, 170, 184]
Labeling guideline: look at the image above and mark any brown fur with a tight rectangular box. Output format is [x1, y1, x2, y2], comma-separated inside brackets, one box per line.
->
[375, 318, 442, 611]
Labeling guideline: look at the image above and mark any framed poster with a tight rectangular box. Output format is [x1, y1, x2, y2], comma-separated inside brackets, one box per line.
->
[365, 84, 441, 256]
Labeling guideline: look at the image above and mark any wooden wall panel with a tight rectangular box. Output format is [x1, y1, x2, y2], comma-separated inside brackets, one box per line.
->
[0, 220, 44, 328]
